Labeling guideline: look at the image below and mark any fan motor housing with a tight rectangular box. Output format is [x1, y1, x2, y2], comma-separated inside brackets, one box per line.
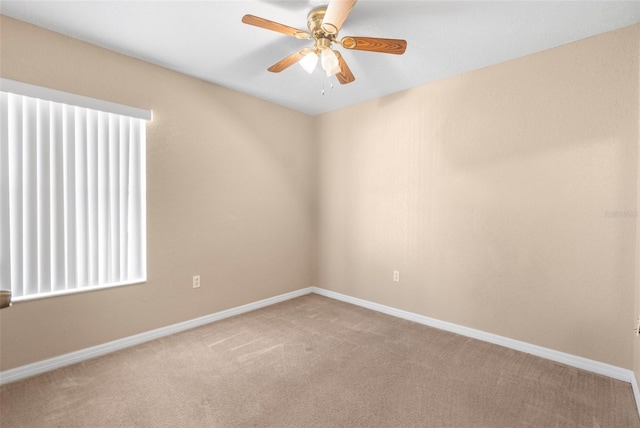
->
[307, 6, 334, 40]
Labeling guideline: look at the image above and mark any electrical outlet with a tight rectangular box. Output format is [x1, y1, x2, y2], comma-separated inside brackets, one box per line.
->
[192, 275, 201, 289]
[393, 270, 400, 282]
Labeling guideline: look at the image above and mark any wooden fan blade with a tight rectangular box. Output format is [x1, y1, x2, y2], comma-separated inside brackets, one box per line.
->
[268, 50, 307, 73]
[242, 15, 310, 39]
[340, 36, 407, 55]
[321, 0, 357, 35]
[334, 51, 355, 84]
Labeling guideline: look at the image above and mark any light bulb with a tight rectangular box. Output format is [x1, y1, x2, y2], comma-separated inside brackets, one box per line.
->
[320, 49, 341, 76]
[299, 51, 318, 74]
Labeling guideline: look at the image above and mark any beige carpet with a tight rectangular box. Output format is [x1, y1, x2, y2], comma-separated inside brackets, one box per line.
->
[1, 294, 638, 427]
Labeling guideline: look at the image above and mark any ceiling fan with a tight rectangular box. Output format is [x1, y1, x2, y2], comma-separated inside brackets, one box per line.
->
[241, 0, 407, 85]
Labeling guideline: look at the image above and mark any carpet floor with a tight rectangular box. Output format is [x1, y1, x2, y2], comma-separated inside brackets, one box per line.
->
[1, 294, 638, 427]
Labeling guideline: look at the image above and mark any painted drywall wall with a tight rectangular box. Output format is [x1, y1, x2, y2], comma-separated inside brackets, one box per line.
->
[317, 24, 639, 369]
[1, 13, 638, 377]
[0, 16, 316, 370]
[635, 24, 640, 395]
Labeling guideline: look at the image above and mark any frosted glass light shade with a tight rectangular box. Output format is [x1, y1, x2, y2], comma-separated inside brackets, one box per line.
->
[299, 52, 318, 74]
[320, 49, 341, 76]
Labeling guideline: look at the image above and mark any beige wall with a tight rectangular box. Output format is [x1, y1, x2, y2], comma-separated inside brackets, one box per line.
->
[0, 16, 316, 371]
[317, 24, 639, 369]
[1, 14, 639, 375]
[636, 24, 640, 392]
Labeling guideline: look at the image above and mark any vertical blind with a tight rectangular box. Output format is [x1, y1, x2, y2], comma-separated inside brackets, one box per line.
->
[0, 81, 149, 300]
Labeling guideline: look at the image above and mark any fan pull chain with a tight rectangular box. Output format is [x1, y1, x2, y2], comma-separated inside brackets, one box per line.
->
[321, 75, 336, 96]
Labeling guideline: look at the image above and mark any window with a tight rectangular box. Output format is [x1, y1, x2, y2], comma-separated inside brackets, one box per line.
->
[0, 78, 151, 301]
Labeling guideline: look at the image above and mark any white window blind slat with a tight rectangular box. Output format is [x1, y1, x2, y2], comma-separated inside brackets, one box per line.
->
[63, 105, 77, 291]
[0, 93, 11, 294]
[97, 112, 108, 285]
[129, 119, 145, 280]
[36, 99, 51, 295]
[119, 119, 130, 279]
[108, 115, 120, 283]
[87, 109, 99, 288]
[74, 108, 89, 290]
[51, 101, 65, 293]
[23, 97, 38, 296]
[1, 87, 148, 301]
[7, 94, 23, 297]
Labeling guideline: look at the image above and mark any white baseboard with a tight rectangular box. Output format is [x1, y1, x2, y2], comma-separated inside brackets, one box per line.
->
[3, 284, 639, 418]
[311, 286, 640, 415]
[632, 372, 640, 418]
[0, 287, 313, 385]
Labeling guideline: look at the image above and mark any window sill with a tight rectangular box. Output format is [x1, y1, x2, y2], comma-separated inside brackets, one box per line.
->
[9, 278, 147, 304]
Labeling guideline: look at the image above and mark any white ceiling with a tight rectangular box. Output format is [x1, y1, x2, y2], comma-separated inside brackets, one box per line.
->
[1, 1, 639, 116]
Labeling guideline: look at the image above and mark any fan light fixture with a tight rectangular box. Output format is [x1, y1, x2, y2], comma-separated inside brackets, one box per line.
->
[299, 48, 341, 76]
[241, 1, 407, 86]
